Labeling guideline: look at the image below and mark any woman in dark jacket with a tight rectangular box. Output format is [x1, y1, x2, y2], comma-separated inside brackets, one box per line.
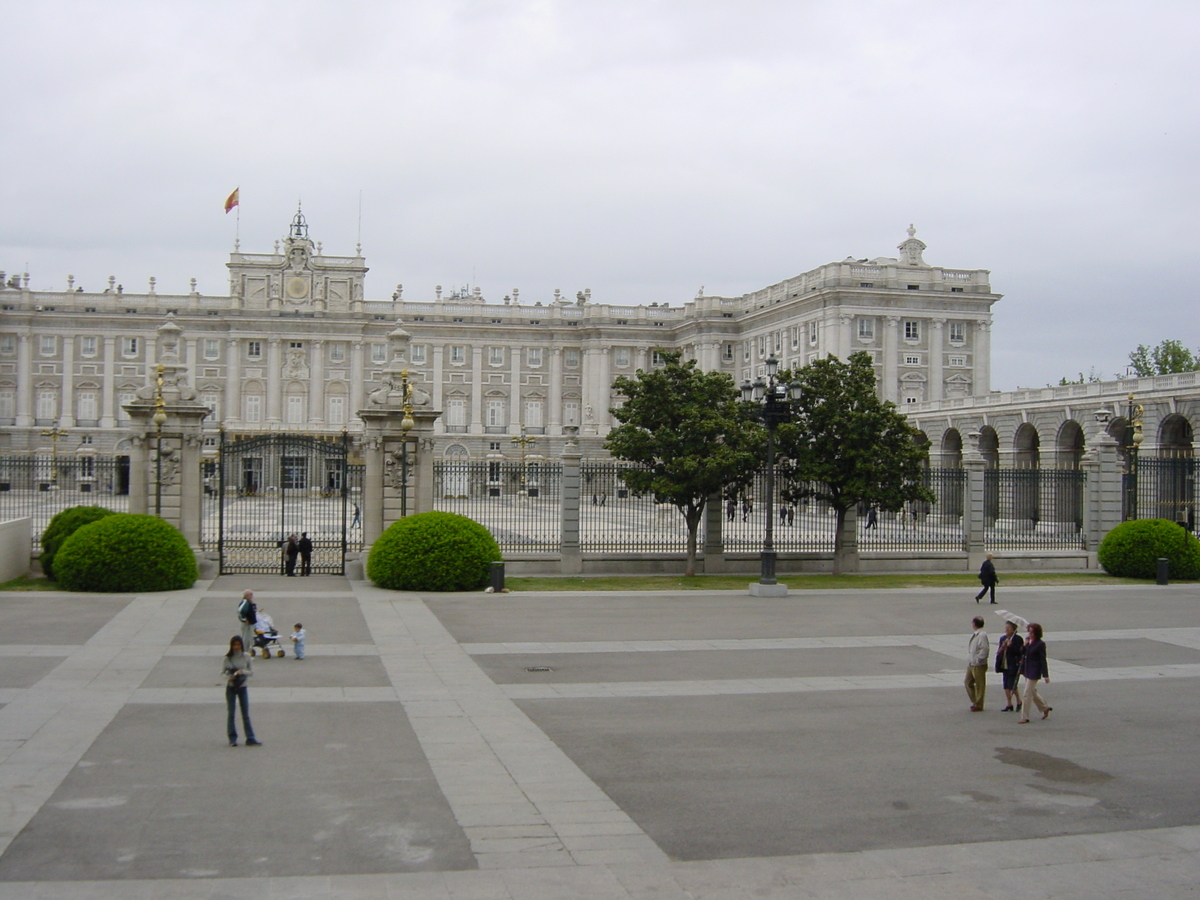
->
[1017, 622, 1052, 723]
[975, 552, 998, 603]
[995, 620, 1024, 712]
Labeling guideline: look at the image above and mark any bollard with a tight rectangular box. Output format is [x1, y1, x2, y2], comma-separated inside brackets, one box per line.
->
[1156, 558, 1169, 585]
[489, 561, 505, 593]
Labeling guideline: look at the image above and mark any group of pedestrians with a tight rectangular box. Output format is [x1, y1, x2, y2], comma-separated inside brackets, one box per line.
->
[964, 555, 1054, 722]
[284, 532, 314, 576]
[226, 588, 309, 746]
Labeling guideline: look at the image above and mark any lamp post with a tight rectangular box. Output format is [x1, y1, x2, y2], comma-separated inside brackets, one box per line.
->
[741, 354, 802, 586]
[152, 364, 167, 517]
[1123, 392, 1144, 520]
[511, 425, 536, 498]
[398, 370, 415, 518]
[40, 421, 69, 489]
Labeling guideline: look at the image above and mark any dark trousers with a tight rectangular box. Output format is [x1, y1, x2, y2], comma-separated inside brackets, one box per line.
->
[975, 583, 996, 602]
[300, 554, 311, 576]
[285, 555, 297, 576]
[226, 684, 256, 742]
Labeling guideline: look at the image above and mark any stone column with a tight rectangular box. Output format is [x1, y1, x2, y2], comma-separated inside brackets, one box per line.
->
[266, 338, 282, 425]
[100, 336, 116, 429]
[559, 427, 582, 574]
[882, 316, 900, 403]
[962, 432, 987, 567]
[549, 347, 563, 434]
[350, 341, 364, 413]
[470, 346, 483, 434]
[597, 347, 611, 433]
[431, 344, 445, 431]
[703, 492, 725, 571]
[930, 319, 945, 402]
[60, 336, 76, 427]
[839, 315, 853, 360]
[309, 339, 325, 426]
[1085, 409, 1123, 561]
[510, 348, 522, 432]
[224, 338, 242, 426]
[975, 321, 991, 395]
[15, 334, 32, 427]
[834, 507, 859, 574]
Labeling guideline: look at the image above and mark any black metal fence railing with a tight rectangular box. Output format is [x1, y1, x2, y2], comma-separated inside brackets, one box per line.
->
[1125, 456, 1197, 529]
[720, 472, 835, 552]
[858, 467, 967, 550]
[581, 461, 701, 553]
[0, 455, 130, 552]
[434, 460, 562, 552]
[983, 468, 1085, 549]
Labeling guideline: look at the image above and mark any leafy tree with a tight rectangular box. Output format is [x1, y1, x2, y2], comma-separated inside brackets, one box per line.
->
[1128, 340, 1200, 377]
[1058, 368, 1105, 386]
[775, 351, 933, 573]
[606, 350, 759, 576]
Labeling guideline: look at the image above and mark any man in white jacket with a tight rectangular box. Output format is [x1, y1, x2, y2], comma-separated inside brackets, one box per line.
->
[966, 616, 990, 711]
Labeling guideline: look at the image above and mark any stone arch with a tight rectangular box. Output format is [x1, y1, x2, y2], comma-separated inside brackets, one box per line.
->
[1014, 423, 1040, 469]
[1159, 414, 1194, 458]
[941, 428, 963, 468]
[1055, 420, 1085, 469]
[978, 426, 1000, 468]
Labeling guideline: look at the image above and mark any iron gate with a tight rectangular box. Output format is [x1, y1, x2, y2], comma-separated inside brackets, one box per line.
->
[201, 432, 363, 575]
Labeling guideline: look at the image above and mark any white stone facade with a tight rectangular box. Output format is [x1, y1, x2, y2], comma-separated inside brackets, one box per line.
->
[1, 218, 999, 461]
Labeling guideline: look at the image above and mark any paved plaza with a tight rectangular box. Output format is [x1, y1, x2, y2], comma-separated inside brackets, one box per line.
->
[0, 577, 1197, 898]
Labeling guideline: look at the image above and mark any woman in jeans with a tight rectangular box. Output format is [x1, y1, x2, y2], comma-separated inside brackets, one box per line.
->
[223, 635, 262, 747]
[1017, 622, 1052, 723]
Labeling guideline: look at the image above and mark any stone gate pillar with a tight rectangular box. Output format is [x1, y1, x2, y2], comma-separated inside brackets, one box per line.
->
[962, 431, 987, 568]
[559, 427, 582, 575]
[356, 322, 443, 549]
[1085, 407, 1123, 561]
[122, 317, 211, 547]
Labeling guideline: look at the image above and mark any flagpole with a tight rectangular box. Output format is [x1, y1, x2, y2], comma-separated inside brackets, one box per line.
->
[235, 203, 241, 250]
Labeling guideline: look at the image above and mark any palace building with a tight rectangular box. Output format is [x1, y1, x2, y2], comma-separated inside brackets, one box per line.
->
[0, 214, 1001, 463]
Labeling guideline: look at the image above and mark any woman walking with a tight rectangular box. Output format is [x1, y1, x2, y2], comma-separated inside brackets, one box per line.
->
[1017, 622, 1052, 723]
[223, 635, 262, 747]
[995, 620, 1024, 712]
[975, 552, 998, 603]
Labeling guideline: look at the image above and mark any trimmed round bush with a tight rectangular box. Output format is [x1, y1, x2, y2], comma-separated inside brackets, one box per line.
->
[54, 514, 198, 592]
[367, 511, 501, 592]
[1098, 518, 1200, 580]
[40, 505, 118, 580]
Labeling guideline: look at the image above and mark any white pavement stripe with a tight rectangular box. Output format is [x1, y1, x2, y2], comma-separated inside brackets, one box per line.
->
[160, 643, 379, 657]
[352, 583, 669, 869]
[501, 663, 1200, 700]
[463, 626, 1200, 657]
[127, 686, 400, 703]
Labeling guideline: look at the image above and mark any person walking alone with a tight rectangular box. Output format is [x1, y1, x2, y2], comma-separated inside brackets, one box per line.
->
[965, 616, 990, 712]
[975, 552, 999, 604]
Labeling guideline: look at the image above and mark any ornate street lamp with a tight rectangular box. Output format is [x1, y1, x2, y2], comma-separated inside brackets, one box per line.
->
[40, 420, 69, 489]
[153, 364, 168, 516]
[741, 354, 803, 586]
[511, 425, 536, 498]
[398, 370, 415, 518]
[1123, 392, 1144, 520]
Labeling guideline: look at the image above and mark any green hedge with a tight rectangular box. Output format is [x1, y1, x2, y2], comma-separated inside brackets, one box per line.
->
[1098, 518, 1200, 579]
[54, 514, 199, 592]
[40, 506, 119, 580]
[366, 511, 501, 592]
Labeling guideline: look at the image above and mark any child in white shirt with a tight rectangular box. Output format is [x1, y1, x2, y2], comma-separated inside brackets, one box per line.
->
[290, 623, 306, 660]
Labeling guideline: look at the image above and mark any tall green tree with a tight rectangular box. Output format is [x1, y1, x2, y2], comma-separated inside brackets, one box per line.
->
[1128, 340, 1200, 377]
[606, 350, 759, 576]
[775, 351, 933, 573]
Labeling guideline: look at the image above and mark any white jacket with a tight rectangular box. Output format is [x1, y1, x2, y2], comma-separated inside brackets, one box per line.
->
[968, 630, 990, 667]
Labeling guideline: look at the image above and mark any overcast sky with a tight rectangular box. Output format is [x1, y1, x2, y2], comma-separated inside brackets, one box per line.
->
[2, 0, 1197, 391]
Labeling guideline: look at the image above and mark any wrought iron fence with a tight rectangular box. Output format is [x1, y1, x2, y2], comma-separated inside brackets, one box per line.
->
[983, 468, 1084, 549]
[858, 467, 967, 550]
[581, 461, 701, 553]
[720, 472, 835, 552]
[1126, 456, 1197, 529]
[0, 455, 130, 552]
[434, 460, 562, 552]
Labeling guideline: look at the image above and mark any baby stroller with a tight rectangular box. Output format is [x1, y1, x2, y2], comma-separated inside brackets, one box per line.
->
[251, 623, 286, 658]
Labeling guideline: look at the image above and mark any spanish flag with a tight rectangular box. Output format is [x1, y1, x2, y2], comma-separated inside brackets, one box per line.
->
[224, 188, 239, 213]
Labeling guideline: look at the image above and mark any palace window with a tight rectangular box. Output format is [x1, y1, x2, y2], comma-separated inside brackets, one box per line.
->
[117, 392, 135, 423]
[722, 344, 734, 361]
[247, 341, 262, 359]
[858, 318, 875, 340]
[904, 320, 920, 341]
[525, 400, 543, 428]
[204, 339, 220, 360]
[904, 355, 921, 366]
[81, 336, 97, 356]
[615, 348, 630, 367]
[77, 392, 97, 421]
[327, 396, 345, 425]
[949, 322, 966, 343]
[0, 334, 14, 354]
[36, 391, 57, 420]
[286, 396, 304, 425]
[808, 322, 818, 345]
[485, 398, 506, 428]
[122, 337, 138, 357]
[200, 394, 220, 419]
[527, 347, 543, 367]
[244, 395, 262, 423]
[40, 336, 55, 355]
[446, 397, 467, 429]
[450, 345, 465, 364]
[372, 344, 388, 364]
[410, 344, 426, 364]
[489, 346, 504, 366]
[949, 356, 966, 367]
[329, 343, 345, 362]
[564, 349, 580, 367]
[0, 390, 14, 421]
[563, 401, 580, 426]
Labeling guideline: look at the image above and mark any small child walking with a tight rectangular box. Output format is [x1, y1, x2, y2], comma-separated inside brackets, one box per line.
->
[290, 623, 306, 660]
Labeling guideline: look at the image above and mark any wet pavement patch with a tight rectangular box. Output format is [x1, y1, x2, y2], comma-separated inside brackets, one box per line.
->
[995, 747, 1114, 784]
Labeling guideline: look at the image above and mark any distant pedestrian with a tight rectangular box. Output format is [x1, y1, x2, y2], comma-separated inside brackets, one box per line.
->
[965, 616, 990, 712]
[726, 499, 736, 522]
[865, 506, 878, 530]
[599, 492, 606, 506]
[592, 493, 598, 506]
[786, 504, 794, 526]
[222, 635, 261, 747]
[780, 504, 788, 526]
[975, 552, 998, 604]
[742, 499, 752, 522]
[284, 533, 299, 576]
[298, 532, 313, 576]
[995, 620, 1024, 712]
[1017, 622, 1052, 723]
[290, 623, 306, 660]
[236, 589, 257, 653]
[351, 503, 361, 528]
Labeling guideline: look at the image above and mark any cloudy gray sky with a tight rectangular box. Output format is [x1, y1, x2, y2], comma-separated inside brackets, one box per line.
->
[2, 0, 1197, 391]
